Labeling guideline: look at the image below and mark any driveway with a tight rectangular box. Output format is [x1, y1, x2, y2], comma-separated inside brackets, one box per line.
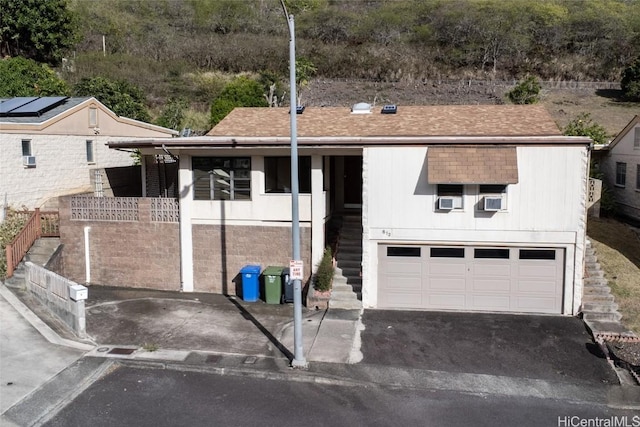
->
[359, 310, 618, 385]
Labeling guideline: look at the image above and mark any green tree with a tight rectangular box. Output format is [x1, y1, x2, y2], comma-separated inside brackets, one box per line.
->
[210, 76, 268, 126]
[507, 75, 541, 104]
[0, 0, 80, 65]
[73, 76, 150, 122]
[156, 97, 188, 130]
[621, 56, 640, 101]
[563, 113, 609, 145]
[0, 57, 70, 97]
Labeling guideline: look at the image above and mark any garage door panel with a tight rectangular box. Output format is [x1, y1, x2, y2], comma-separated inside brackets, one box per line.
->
[378, 245, 564, 314]
[518, 264, 557, 278]
[516, 279, 558, 293]
[470, 295, 511, 311]
[430, 277, 466, 290]
[471, 279, 511, 292]
[426, 293, 466, 309]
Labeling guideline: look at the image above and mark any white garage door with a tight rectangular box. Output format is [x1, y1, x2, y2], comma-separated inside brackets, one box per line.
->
[378, 245, 564, 314]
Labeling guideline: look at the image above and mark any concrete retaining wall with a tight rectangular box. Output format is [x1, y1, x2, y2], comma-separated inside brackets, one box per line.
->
[25, 262, 86, 338]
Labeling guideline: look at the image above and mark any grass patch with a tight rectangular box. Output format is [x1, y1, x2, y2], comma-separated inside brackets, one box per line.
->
[588, 217, 640, 334]
[142, 342, 159, 352]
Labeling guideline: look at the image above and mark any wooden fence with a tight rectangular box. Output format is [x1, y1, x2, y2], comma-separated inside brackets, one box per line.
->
[4, 209, 60, 278]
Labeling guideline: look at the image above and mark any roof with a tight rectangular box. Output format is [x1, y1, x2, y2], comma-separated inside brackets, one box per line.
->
[208, 105, 562, 138]
[427, 146, 518, 184]
[606, 115, 640, 151]
[0, 97, 90, 124]
[107, 104, 592, 150]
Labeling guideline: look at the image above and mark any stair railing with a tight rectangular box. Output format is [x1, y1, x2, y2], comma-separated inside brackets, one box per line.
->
[4, 209, 60, 278]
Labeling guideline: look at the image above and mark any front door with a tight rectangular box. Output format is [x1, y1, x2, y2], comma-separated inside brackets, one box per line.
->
[343, 156, 362, 208]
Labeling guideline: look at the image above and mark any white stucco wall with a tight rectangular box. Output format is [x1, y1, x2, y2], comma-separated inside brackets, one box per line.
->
[362, 144, 590, 314]
[0, 133, 135, 208]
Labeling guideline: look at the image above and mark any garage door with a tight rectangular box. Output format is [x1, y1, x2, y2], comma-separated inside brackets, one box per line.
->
[378, 245, 564, 314]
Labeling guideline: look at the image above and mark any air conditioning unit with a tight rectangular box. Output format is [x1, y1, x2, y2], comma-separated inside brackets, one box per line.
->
[484, 196, 503, 211]
[23, 156, 36, 167]
[438, 197, 455, 210]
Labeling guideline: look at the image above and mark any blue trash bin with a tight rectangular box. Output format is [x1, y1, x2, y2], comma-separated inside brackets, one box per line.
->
[240, 265, 261, 302]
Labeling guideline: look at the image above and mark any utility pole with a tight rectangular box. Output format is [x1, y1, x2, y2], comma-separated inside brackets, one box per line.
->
[281, 1, 307, 369]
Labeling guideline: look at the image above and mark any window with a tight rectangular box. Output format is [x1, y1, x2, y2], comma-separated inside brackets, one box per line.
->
[430, 247, 465, 258]
[634, 128, 640, 149]
[519, 249, 555, 260]
[193, 157, 251, 200]
[387, 247, 421, 257]
[86, 140, 94, 163]
[637, 165, 640, 190]
[264, 156, 311, 193]
[479, 184, 507, 211]
[474, 248, 510, 259]
[437, 184, 463, 209]
[615, 162, 626, 187]
[89, 107, 98, 127]
[22, 139, 31, 156]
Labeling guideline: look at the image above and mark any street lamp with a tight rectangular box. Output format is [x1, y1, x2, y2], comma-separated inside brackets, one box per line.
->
[281, 0, 307, 369]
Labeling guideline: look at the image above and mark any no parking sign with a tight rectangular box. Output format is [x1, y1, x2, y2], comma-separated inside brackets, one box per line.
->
[289, 260, 304, 280]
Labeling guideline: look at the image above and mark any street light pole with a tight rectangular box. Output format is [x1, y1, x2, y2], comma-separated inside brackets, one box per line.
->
[282, 3, 307, 369]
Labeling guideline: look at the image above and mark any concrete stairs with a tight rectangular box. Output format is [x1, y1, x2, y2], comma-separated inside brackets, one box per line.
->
[329, 215, 363, 310]
[4, 237, 61, 289]
[582, 239, 625, 328]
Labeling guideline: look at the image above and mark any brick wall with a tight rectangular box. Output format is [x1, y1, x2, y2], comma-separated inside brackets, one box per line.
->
[59, 196, 181, 290]
[193, 224, 312, 294]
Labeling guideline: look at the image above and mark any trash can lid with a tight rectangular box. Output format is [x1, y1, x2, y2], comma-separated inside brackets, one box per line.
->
[240, 265, 261, 274]
[263, 266, 284, 275]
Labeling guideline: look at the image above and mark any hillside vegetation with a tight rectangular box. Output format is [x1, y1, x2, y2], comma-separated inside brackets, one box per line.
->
[65, 1, 640, 104]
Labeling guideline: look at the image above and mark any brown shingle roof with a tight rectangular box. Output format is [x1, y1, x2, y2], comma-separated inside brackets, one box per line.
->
[207, 105, 561, 138]
[427, 146, 519, 184]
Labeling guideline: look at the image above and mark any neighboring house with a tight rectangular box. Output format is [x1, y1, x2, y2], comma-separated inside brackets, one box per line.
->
[598, 115, 640, 224]
[0, 96, 177, 209]
[107, 104, 592, 316]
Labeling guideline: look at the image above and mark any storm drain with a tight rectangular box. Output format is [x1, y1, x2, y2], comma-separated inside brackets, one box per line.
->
[107, 348, 136, 355]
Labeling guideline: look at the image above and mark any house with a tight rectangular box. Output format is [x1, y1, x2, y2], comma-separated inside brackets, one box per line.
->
[0, 96, 177, 209]
[103, 104, 592, 316]
[598, 115, 640, 224]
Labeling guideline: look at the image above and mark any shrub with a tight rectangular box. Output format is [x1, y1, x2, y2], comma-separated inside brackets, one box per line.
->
[314, 246, 334, 292]
[621, 56, 640, 101]
[507, 75, 541, 104]
[563, 113, 609, 145]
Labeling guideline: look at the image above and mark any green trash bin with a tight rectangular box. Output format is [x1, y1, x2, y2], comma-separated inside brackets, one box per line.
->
[262, 266, 283, 304]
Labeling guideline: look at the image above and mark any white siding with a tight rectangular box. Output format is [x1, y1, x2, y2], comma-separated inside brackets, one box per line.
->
[602, 124, 640, 221]
[362, 145, 589, 314]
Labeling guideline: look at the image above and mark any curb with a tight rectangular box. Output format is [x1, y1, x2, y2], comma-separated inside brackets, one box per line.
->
[0, 283, 95, 351]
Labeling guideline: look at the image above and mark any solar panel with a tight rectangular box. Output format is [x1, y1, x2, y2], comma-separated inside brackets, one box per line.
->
[9, 96, 68, 116]
[0, 97, 38, 115]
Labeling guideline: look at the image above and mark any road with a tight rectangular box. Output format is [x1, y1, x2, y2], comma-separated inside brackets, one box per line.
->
[43, 365, 638, 427]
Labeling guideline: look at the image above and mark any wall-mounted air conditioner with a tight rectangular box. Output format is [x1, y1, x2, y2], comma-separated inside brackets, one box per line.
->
[23, 156, 36, 167]
[438, 197, 455, 210]
[484, 196, 503, 211]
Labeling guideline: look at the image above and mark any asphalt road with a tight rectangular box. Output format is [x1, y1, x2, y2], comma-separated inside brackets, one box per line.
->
[43, 366, 637, 427]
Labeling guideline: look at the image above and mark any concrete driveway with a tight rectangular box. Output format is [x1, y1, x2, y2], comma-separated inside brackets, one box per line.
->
[359, 310, 618, 385]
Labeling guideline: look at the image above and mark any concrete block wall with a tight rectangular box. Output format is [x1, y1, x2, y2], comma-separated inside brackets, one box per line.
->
[59, 196, 181, 290]
[192, 224, 312, 294]
[25, 262, 86, 337]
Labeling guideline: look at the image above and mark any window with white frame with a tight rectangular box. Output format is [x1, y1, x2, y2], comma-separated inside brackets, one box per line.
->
[193, 157, 251, 200]
[89, 107, 98, 127]
[479, 184, 507, 211]
[22, 139, 31, 156]
[86, 140, 95, 163]
[264, 156, 311, 193]
[615, 162, 627, 187]
[437, 184, 463, 210]
[634, 128, 640, 149]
